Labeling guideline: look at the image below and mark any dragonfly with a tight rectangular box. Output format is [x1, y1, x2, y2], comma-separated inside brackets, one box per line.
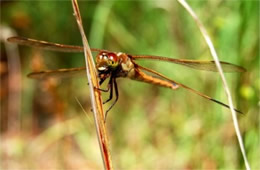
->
[7, 36, 246, 121]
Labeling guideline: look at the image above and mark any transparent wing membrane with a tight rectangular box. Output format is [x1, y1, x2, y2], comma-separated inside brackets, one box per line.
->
[28, 67, 86, 79]
[133, 55, 246, 73]
[7, 37, 246, 73]
[7, 36, 102, 53]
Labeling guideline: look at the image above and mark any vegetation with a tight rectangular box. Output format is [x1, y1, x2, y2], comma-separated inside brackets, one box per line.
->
[1, 1, 259, 169]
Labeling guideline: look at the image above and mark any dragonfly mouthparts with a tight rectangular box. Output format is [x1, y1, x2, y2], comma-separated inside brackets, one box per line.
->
[98, 66, 107, 71]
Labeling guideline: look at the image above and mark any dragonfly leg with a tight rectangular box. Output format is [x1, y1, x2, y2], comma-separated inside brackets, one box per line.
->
[87, 77, 110, 92]
[99, 78, 106, 86]
[90, 80, 113, 113]
[94, 86, 110, 92]
[103, 77, 114, 104]
[87, 82, 109, 92]
[97, 77, 114, 92]
[104, 78, 119, 123]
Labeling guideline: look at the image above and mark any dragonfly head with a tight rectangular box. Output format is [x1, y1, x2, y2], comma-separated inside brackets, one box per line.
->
[96, 52, 119, 73]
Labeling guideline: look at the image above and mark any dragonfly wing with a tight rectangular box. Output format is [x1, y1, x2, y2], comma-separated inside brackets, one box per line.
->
[136, 64, 243, 114]
[132, 55, 246, 73]
[7, 36, 103, 53]
[28, 67, 86, 79]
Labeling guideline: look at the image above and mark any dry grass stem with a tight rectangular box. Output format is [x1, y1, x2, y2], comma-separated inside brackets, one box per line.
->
[71, 0, 113, 169]
[177, 0, 250, 169]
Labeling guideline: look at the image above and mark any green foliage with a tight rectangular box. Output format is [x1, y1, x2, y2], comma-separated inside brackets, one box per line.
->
[1, 0, 259, 169]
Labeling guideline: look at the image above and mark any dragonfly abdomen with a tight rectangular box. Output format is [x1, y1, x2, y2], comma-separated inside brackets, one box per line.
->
[133, 69, 179, 90]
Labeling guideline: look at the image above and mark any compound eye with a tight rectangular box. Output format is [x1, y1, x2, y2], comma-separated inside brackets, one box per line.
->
[108, 53, 118, 61]
[102, 53, 108, 60]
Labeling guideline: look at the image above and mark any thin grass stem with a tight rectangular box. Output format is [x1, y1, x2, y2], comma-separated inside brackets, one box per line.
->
[177, 0, 250, 169]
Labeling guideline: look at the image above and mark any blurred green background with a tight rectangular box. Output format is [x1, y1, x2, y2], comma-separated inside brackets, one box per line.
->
[0, 0, 259, 169]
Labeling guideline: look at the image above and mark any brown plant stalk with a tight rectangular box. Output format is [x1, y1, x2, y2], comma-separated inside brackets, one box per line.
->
[71, 0, 113, 169]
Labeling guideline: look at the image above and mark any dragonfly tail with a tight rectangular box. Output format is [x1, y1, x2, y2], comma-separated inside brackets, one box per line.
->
[137, 64, 243, 114]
